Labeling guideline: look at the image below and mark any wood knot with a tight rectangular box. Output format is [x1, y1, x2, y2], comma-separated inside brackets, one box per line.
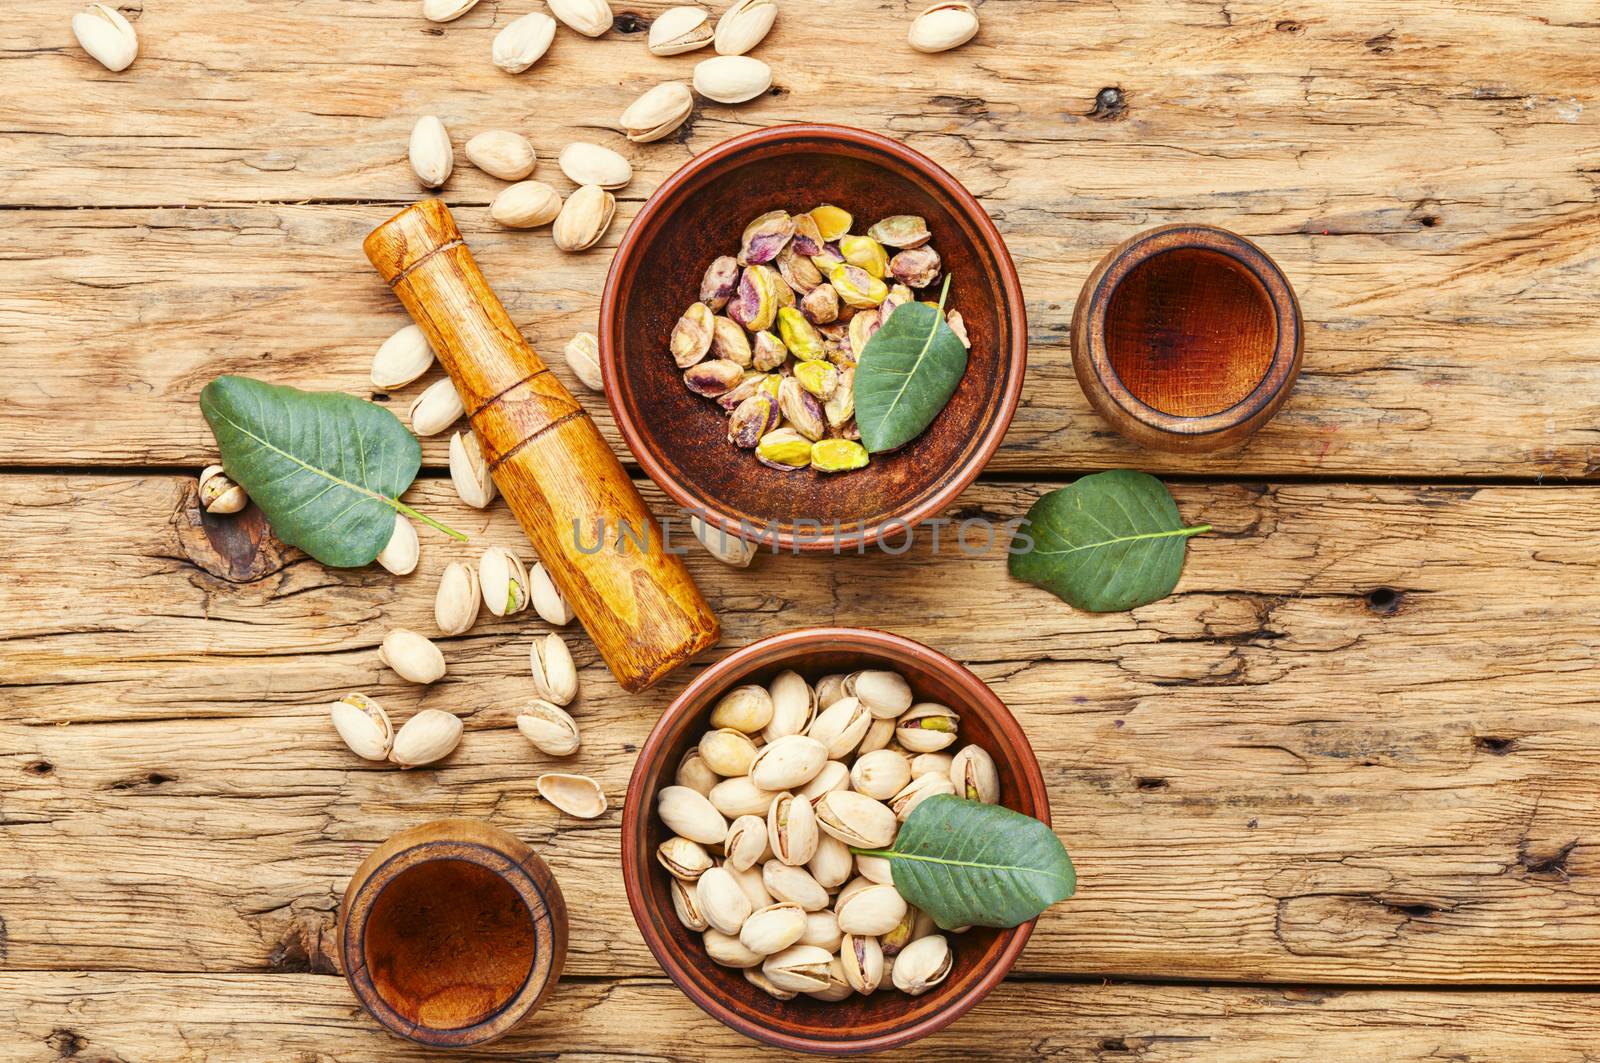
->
[46, 1029, 85, 1058]
[1088, 86, 1128, 121]
[1365, 587, 1402, 614]
[613, 12, 647, 33]
[171, 479, 291, 583]
[1275, 20, 1303, 33]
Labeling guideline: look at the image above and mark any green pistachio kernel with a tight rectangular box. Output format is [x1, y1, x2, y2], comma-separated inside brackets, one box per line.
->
[829, 264, 888, 310]
[756, 427, 814, 469]
[778, 306, 825, 361]
[809, 204, 853, 242]
[794, 359, 839, 399]
[839, 235, 889, 279]
[810, 438, 869, 474]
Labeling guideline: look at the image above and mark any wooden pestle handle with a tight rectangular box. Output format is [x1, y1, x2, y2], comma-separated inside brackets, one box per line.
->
[365, 199, 719, 693]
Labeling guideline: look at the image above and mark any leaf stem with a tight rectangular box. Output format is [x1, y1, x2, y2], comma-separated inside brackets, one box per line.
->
[1182, 524, 1211, 537]
[393, 499, 468, 542]
[934, 272, 952, 314]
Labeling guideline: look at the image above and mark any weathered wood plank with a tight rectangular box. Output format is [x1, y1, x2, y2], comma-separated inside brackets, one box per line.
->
[3, 475, 1598, 983]
[7, 973, 1600, 1063]
[3, 2, 1598, 474]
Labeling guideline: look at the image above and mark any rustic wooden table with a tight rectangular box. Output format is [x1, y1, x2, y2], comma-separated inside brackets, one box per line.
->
[5, 1, 1599, 1059]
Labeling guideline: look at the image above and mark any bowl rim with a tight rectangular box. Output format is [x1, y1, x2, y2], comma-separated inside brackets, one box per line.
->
[599, 123, 1029, 552]
[620, 626, 1048, 1054]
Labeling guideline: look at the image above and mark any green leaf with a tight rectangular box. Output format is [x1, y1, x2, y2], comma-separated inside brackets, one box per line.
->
[199, 375, 463, 568]
[853, 796, 1075, 930]
[853, 276, 968, 453]
[1007, 469, 1208, 613]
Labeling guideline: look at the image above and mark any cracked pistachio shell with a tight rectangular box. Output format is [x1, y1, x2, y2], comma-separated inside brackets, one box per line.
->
[549, 0, 613, 36]
[564, 331, 603, 391]
[711, 683, 775, 732]
[740, 210, 795, 265]
[699, 255, 741, 311]
[376, 513, 420, 576]
[410, 377, 465, 436]
[896, 703, 960, 753]
[893, 934, 953, 995]
[478, 546, 529, 617]
[691, 514, 758, 567]
[657, 836, 715, 881]
[729, 863, 774, 909]
[908, 1, 978, 52]
[796, 761, 850, 804]
[685, 359, 744, 397]
[764, 670, 818, 741]
[741, 902, 808, 956]
[729, 265, 778, 331]
[794, 359, 838, 399]
[528, 562, 574, 626]
[757, 427, 813, 469]
[692, 54, 772, 104]
[709, 775, 779, 818]
[711, 315, 753, 366]
[700, 727, 760, 777]
[881, 904, 921, 955]
[491, 181, 563, 228]
[951, 743, 1000, 804]
[199, 465, 248, 514]
[858, 716, 895, 755]
[697, 866, 753, 935]
[423, 0, 479, 21]
[777, 244, 823, 294]
[529, 632, 578, 705]
[752, 330, 787, 371]
[72, 4, 138, 72]
[790, 212, 825, 256]
[723, 814, 770, 872]
[768, 791, 819, 865]
[847, 670, 914, 718]
[409, 115, 453, 189]
[713, 0, 778, 55]
[801, 910, 844, 953]
[706, 927, 763, 968]
[891, 771, 957, 820]
[559, 142, 632, 189]
[801, 282, 840, 325]
[516, 699, 581, 756]
[848, 309, 883, 358]
[493, 11, 557, 72]
[841, 932, 884, 994]
[947, 309, 971, 348]
[815, 673, 848, 708]
[650, 5, 713, 54]
[746, 966, 797, 999]
[856, 853, 894, 885]
[824, 366, 855, 427]
[449, 429, 497, 509]
[676, 749, 718, 796]
[434, 561, 480, 635]
[621, 81, 694, 143]
[808, 832, 854, 889]
[851, 748, 912, 801]
[761, 861, 829, 912]
[778, 306, 825, 361]
[553, 184, 616, 252]
[538, 772, 607, 819]
[869, 214, 932, 249]
[672, 877, 710, 931]
[728, 392, 780, 448]
[815, 789, 897, 848]
[830, 263, 888, 309]
[329, 693, 393, 761]
[835, 883, 909, 937]
[807, 696, 871, 759]
[464, 129, 536, 180]
[378, 629, 446, 684]
[890, 245, 942, 288]
[809, 205, 853, 242]
[749, 734, 829, 791]
[909, 751, 955, 777]
[389, 708, 463, 767]
[840, 235, 889, 279]
[762, 944, 833, 993]
[371, 324, 435, 388]
[778, 378, 826, 442]
[671, 302, 716, 368]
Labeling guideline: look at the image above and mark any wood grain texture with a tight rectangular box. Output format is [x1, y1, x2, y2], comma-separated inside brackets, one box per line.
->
[6, 973, 1600, 1063]
[4, 475, 1597, 985]
[3, 2, 1599, 475]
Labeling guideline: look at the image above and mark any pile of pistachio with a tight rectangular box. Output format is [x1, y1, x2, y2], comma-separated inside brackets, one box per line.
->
[654, 667, 999, 1000]
[671, 206, 964, 474]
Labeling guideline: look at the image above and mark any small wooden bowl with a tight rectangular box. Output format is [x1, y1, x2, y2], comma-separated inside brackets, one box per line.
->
[621, 628, 1049, 1054]
[601, 124, 1028, 552]
[1071, 224, 1303, 452]
[338, 819, 568, 1048]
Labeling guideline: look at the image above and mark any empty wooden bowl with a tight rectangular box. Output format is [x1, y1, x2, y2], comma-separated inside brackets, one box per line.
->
[1071, 224, 1303, 452]
[620, 627, 1049, 1054]
[338, 819, 568, 1047]
[600, 124, 1027, 552]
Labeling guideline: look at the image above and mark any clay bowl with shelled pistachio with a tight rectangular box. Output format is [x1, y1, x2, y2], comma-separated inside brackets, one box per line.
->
[620, 627, 1049, 1054]
[600, 124, 1027, 553]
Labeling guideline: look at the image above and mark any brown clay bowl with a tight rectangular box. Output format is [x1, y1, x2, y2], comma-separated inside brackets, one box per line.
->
[621, 627, 1049, 1054]
[600, 124, 1027, 552]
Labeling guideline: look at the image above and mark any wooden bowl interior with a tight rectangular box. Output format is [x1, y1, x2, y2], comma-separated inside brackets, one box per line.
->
[1105, 246, 1277, 417]
[609, 132, 1020, 543]
[627, 633, 1045, 1052]
[363, 858, 537, 1032]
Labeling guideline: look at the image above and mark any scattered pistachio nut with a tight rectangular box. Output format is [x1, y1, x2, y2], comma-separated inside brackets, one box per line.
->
[434, 561, 481, 635]
[329, 693, 393, 761]
[378, 628, 446, 684]
[713, 0, 777, 55]
[464, 130, 536, 180]
[371, 324, 436, 389]
[649, 6, 714, 55]
[558, 142, 632, 189]
[375, 514, 420, 575]
[409, 377, 465, 436]
[907, 1, 979, 53]
[564, 332, 604, 391]
[72, 4, 138, 72]
[517, 699, 581, 756]
[478, 546, 530, 617]
[529, 632, 578, 705]
[423, 0, 480, 22]
[553, 184, 616, 252]
[390, 708, 464, 767]
[691, 514, 758, 566]
[548, 0, 613, 37]
[692, 54, 772, 104]
[409, 115, 453, 189]
[493, 11, 557, 73]
[621, 81, 694, 143]
[528, 561, 574, 625]
[198, 465, 247, 514]
[536, 772, 607, 818]
[491, 181, 563, 229]
[448, 429, 497, 509]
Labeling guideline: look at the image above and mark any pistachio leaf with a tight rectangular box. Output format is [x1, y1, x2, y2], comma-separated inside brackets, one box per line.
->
[853, 796, 1075, 930]
[1008, 469, 1208, 613]
[199, 375, 462, 568]
[853, 276, 967, 453]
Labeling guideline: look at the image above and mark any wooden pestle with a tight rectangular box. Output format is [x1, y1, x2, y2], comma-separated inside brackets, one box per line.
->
[365, 199, 719, 692]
